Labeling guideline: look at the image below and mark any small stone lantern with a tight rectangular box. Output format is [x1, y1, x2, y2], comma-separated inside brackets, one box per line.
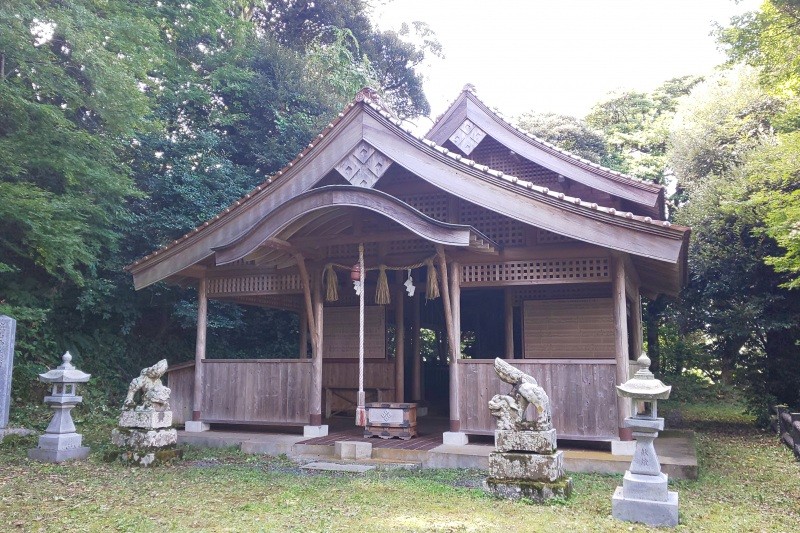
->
[611, 353, 679, 527]
[28, 352, 91, 463]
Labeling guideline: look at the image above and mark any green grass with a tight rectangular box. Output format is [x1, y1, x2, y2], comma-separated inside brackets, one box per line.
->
[2, 399, 799, 532]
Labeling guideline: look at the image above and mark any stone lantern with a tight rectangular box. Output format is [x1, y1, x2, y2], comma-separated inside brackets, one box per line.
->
[28, 352, 91, 462]
[611, 353, 678, 527]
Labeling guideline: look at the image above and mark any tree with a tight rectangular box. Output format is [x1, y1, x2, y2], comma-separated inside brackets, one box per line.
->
[587, 76, 703, 184]
[515, 112, 607, 164]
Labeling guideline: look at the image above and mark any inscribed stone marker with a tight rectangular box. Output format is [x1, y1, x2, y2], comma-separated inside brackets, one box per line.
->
[0, 315, 17, 429]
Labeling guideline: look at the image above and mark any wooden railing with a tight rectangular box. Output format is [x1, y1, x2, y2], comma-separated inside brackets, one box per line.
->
[166, 359, 312, 425]
[457, 358, 619, 440]
[773, 405, 800, 459]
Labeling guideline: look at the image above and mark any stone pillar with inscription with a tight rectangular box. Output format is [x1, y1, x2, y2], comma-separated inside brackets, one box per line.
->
[0, 315, 17, 431]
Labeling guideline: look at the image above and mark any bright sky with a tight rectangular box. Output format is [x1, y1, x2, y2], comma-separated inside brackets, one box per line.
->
[372, 0, 762, 123]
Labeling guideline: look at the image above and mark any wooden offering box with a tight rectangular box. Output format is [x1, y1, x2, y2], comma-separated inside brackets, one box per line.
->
[364, 402, 418, 440]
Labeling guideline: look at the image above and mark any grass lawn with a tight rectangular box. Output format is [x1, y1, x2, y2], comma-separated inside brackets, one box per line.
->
[2, 398, 799, 532]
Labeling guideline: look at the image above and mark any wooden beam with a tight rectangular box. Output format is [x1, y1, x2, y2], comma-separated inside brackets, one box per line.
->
[612, 254, 633, 440]
[504, 287, 514, 359]
[193, 276, 208, 421]
[394, 283, 405, 402]
[630, 282, 643, 360]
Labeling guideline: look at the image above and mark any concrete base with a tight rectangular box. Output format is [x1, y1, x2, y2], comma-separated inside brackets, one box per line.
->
[612, 486, 679, 527]
[335, 440, 372, 460]
[442, 431, 468, 446]
[184, 421, 210, 432]
[611, 439, 636, 456]
[303, 425, 329, 438]
[28, 446, 90, 463]
[485, 476, 573, 502]
[301, 461, 375, 474]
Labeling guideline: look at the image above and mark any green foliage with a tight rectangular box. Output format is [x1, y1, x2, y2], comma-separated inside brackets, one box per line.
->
[586, 76, 702, 183]
[515, 112, 607, 164]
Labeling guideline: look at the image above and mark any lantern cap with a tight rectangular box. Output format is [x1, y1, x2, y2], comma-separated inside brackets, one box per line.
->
[38, 351, 91, 384]
[616, 352, 671, 400]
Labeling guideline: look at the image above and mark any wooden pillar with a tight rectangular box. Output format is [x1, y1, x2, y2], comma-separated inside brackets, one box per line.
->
[630, 285, 643, 360]
[310, 269, 324, 426]
[394, 283, 405, 402]
[299, 307, 308, 359]
[192, 276, 207, 421]
[612, 255, 633, 440]
[504, 288, 514, 359]
[411, 290, 422, 402]
[436, 245, 461, 432]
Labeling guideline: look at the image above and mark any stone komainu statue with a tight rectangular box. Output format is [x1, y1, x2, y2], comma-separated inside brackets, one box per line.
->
[123, 359, 171, 411]
[489, 357, 552, 431]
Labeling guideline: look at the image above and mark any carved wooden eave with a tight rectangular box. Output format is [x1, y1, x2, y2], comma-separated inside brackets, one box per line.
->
[212, 186, 499, 265]
[426, 88, 665, 219]
[127, 92, 690, 296]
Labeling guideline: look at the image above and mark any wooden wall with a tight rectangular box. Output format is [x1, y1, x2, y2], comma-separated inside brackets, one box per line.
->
[523, 298, 615, 358]
[166, 360, 312, 425]
[322, 360, 396, 413]
[458, 359, 618, 440]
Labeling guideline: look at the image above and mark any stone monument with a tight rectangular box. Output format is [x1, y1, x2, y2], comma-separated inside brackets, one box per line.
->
[612, 353, 679, 527]
[484, 358, 572, 501]
[110, 359, 179, 466]
[0, 315, 17, 431]
[28, 352, 91, 462]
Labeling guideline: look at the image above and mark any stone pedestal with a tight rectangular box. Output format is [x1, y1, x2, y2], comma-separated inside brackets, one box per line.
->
[111, 409, 179, 466]
[612, 417, 679, 527]
[485, 429, 572, 502]
[0, 315, 17, 430]
[28, 431, 90, 463]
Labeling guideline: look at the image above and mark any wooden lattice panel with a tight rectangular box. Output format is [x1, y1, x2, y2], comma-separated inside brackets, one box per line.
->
[207, 274, 303, 295]
[469, 136, 561, 188]
[326, 242, 379, 259]
[460, 202, 526, 246]
[388, 239, 436, 254]
[536, 229, 574, 244]
[323, 307, 386, 359]
[513, 283, 612, 304]
[523, 298, 615, 359]
[461, 258, 609, 286]
[395, 193, 450, 221]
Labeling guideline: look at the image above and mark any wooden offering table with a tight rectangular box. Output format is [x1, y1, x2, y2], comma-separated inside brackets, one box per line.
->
[364, 402, 418, 440]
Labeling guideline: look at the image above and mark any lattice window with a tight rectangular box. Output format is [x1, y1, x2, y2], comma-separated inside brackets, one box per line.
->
[536, 229, 573, 244]
[388, 239, 436, 254]
[461, 258, 609, 286]
[207, 274, 303, 295]
[395, 193, 449, 222]
[460, 202, 526, 246]
[513, 283, 612, 304]
[468, 136, 561, 188]
[326, 242, 379, 259]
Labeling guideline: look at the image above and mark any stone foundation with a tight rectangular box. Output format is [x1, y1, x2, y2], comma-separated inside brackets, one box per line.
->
[488, 450, 565, 483]
[485, 477, 573, 502]
[111, 409, 177, 467]
[495, 428, 557, 454]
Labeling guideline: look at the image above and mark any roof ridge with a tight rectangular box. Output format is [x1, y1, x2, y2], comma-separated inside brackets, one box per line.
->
[461, 90, 661, 191]
[128, 91, 683, 271]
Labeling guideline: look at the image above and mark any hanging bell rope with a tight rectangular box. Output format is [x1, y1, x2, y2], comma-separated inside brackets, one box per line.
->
[375, 266, 391, 305]
[425, 258, 440, 300]
[324, 264, 339, 302]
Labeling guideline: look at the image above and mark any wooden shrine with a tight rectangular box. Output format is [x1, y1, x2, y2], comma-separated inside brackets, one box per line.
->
[127, 86, 690, 444]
